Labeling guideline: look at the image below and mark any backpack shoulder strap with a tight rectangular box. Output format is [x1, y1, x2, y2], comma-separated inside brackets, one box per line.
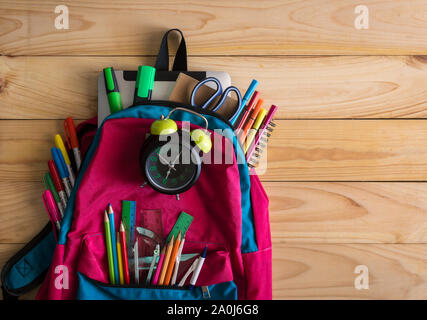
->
[1, 223, 55, 300]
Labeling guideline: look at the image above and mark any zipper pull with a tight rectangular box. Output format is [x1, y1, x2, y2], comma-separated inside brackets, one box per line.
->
[201, 286, 210, 299]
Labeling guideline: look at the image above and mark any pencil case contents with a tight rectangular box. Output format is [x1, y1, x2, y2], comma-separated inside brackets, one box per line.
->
[77, 231, 236, 300]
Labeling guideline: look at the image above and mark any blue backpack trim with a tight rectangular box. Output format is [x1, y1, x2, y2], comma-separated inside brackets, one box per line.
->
[77, 272, 237, 300]
[59, 104, 258, 254]
[2, 224, 56, 296]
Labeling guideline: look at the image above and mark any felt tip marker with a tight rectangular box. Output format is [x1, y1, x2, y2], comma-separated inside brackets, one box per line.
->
[230, 79, 258, 125]
[51, 147, 72, 198]
[48, 160, 68, 210]
[54, 134, 75, 187]
[64, 117, 82, 171]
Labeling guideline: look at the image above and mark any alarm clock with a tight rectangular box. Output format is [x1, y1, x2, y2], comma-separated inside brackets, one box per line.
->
[140, 107, 212, 195]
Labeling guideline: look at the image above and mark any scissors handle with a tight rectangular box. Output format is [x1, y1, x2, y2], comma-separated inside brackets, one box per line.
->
[190, 77, 222, 109]
[212, 86, 242, 119]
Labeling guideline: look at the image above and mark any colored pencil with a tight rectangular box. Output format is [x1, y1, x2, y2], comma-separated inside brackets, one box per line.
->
[157, 235, 174, 285]
[116, 232, 124, 285]
[108, 204, 120, 284]
[119, 222, 130, 285]
[152, 246, 166, 285]
[104, 211, 115, 284]
[240, 98, 264, 143]
[164, 231, 181, 286]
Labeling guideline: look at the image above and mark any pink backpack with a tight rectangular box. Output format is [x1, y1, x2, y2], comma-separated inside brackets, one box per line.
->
[1, 31, 271, 301]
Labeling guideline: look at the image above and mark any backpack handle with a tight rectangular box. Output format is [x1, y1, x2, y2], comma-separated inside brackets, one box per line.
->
[154, 29, 188, 72]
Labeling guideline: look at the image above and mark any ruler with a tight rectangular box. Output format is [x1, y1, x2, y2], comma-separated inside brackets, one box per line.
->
[166, 211, 194, 243]
[122, 200, 136, 251]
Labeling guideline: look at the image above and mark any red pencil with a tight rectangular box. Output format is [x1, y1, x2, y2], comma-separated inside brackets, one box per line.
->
[119, 222, 130, 285]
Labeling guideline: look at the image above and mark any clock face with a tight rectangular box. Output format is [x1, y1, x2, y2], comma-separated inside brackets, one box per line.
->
[143, 141, 201, 194]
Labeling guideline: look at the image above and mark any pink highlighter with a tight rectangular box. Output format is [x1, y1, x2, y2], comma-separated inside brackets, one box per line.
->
[42, 190, 62, 240]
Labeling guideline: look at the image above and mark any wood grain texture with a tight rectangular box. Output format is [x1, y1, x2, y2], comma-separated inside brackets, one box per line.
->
[2, 119, 427, 182]
[260, 119, 427, 181]
[265, 182, 427, 244]
[2, 1, 427, 55]
[2, 181, 427, 245]
[272, 243, 427, 299]
[2, 56, 427, 119]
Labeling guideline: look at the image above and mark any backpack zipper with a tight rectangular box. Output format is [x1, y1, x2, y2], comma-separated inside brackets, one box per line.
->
[128, 100, 235, 130]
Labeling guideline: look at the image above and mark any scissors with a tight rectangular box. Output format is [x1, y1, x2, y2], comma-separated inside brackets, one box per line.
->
[190, 77, 242, 122]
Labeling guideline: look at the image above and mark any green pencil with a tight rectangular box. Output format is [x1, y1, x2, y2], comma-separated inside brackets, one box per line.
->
[104, 210, 115, 284]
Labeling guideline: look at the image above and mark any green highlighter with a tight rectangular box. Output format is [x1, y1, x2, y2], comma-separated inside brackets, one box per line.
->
[133, 65, 156, 105]
[103, 67, 123, 114]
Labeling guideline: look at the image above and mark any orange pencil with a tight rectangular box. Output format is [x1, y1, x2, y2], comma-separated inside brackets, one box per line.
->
[240, 98, 263, 143]
[157, 235, 174, 285]
[119, 222, 130, 285]
[163, 231, 181, 286]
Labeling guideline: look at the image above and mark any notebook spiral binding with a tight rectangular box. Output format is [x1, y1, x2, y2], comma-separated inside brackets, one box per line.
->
[246, 105, 277, 168]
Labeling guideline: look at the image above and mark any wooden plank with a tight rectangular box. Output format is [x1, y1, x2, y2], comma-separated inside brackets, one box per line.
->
[0, 244, 39, 300]
[2, 181, 427, 244]
[0, 182, 48, 244]
[2, 55, 427, 119]
[272, 243, 427, 299]
[2, 1, 427, 56]
[2, 119, 427, 182]
[259, 119, 427, 181]
[265, 182, 427, 244]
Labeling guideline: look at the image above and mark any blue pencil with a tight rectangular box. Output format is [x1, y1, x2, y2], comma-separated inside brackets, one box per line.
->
[108, 204, 120, 284]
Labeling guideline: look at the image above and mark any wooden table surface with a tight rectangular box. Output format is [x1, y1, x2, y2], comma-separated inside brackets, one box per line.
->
[1, 0, 427, 300]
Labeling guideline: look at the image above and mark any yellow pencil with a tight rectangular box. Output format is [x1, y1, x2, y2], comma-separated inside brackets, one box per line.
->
[164, 231, 181, 286]
[116, 232, 124, 285]
[158, 235, 174, 285]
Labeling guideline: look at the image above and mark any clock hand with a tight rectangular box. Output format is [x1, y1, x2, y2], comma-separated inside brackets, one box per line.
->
[171, 150, 183, 167]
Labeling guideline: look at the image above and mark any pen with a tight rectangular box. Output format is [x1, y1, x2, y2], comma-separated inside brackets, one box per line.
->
[230, 79, 258, 125]
[189, 246, 207, 290]
[104, 211, 115, 284]
[171, 237, 185, 286]
[54, 134, 75, 187]
[178, 256, 200, 287]
[42, 190, 61, 233]
[64, 117, 82, 171]
[51, 147, 72, 198]
[235, 91, 259, 132]
[240, 98, 264, 143]
[43, 172, 64, 218]
[103, 67, 123, 114]
[244, 108, 267, 153]
[108, 204, 120, 285]
[119, 222, 130, 285]
[133, 65, 156, 105]
[48, 160, 68, 210]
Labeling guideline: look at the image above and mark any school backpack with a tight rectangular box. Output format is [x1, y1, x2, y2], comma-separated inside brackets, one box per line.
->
[1, 30, 272, 300]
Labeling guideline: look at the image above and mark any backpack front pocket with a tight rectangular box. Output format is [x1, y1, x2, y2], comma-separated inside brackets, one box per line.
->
[76, 232, 237, 300]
